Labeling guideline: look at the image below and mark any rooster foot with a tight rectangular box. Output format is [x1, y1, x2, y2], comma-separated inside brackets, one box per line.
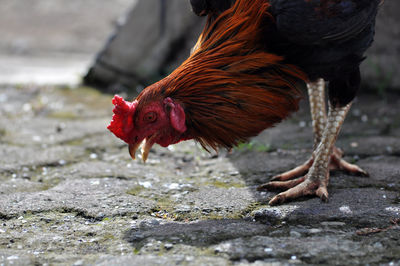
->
[266, 147, 368, 182]
[328, 147, 369, 177]
[260, 173, 329, 205]
[257, 147, 368, 205]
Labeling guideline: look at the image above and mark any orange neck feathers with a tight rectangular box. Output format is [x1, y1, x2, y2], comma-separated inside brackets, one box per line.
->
[138, 0, 308, 150]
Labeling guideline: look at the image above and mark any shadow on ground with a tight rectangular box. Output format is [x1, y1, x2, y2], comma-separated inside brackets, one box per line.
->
[121, 92, 400, 264]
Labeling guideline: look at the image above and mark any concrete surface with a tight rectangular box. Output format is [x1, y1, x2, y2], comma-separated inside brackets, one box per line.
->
[0, 85, 399, 265]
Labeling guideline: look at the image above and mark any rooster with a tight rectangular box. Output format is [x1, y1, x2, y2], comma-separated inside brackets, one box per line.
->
[108, 0, 381, 205]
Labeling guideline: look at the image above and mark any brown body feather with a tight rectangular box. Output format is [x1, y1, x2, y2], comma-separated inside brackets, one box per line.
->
[137, 0, 308, 151]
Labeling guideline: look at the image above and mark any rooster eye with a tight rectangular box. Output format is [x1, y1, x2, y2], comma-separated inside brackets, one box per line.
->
[144, 112, 157, 123]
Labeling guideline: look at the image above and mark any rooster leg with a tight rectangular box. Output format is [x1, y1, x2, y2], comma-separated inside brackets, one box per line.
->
[309, 79, 328, 148]
[264, 79, 367, 183]
[266, 79, 327, 182]
[265, 102, 353, 205]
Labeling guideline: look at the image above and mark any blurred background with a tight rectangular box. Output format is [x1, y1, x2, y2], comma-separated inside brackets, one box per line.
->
[0, 0, 399, 93]
[0, 0, 135, 85]
[0, 2, 399, 265]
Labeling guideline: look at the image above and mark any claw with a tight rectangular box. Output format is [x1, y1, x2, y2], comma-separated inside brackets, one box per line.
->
[267, 180, 321, 205]
[332, 158, 369, 177]
[270, 159, 313, 181]
[258, 177, 306, 192]
[268, 194, 285, 206]
[270, 146, 368, 183]
[316, 186, 329, 202]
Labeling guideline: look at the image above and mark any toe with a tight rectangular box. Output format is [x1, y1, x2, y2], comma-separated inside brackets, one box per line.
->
[333, 146, 343, 157]
[336, 159, 369, 177]
[258, 177, 306, 192]
[268, 194, 286, 205]
[330, 147, 369, 177]
[268, 181, 317, 205]
[316, 186, 329, 202]
[270, 159, 313, 181]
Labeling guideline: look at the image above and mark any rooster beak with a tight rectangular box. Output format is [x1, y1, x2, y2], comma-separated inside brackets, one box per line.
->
[129, 142, 141, 161]
[140, 139, 152, 163]
[128, 133, 158, 163]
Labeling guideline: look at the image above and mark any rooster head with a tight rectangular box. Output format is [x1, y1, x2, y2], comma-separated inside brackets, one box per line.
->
[107, 95, 187, 162]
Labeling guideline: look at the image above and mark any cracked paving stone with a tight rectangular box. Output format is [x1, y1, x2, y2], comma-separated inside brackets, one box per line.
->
[0, 178, 157, 219]
[0, 117, 110, 146]
[212, 232, 400, 264]
[0, 251, 34, 265]
[0, 85, 400, 265]
[0, 179, 46, 194]
[125, 219, 272, 247]
[0, 145, 86, 172]
[180, 187, 258, 216]
[95, 255, 231, 266]
[252, 188, 400, 226]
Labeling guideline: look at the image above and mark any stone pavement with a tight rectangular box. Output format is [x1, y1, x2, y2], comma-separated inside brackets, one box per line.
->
[0, 85, 399, 265]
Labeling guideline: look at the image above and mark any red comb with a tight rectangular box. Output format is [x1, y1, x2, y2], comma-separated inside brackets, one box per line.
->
[107, 95, 138, 143]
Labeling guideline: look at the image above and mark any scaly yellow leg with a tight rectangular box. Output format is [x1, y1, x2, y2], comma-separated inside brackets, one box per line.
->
[258, 79, 368, 204]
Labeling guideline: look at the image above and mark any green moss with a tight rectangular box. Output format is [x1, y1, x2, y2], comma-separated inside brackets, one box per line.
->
[240, 202, 265, 216]
[152, 197, 176, 211]
[366, 58, 394, 99]
[126, 185, 146, 196]
[171, 212, 219, 222]
[101, 232, 116, 241]
[280, 143, 294, 150]
[133, 248, 140, 255]
[64, 138, 84, 146]
[48, 111, 79, 119]
[235, 141, 272, 152]
[0, 128, 6, 138]
[57, 86, 112, 109]
[205, 180, 245, 189]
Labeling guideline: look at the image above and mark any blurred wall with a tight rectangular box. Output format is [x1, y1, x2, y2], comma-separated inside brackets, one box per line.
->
[0, 0, 134, 85]
[360, 0, 400, 93]
[84, 0, 204, 92]
[0, 0, 134, 56]
[84, 0, 400, 92]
